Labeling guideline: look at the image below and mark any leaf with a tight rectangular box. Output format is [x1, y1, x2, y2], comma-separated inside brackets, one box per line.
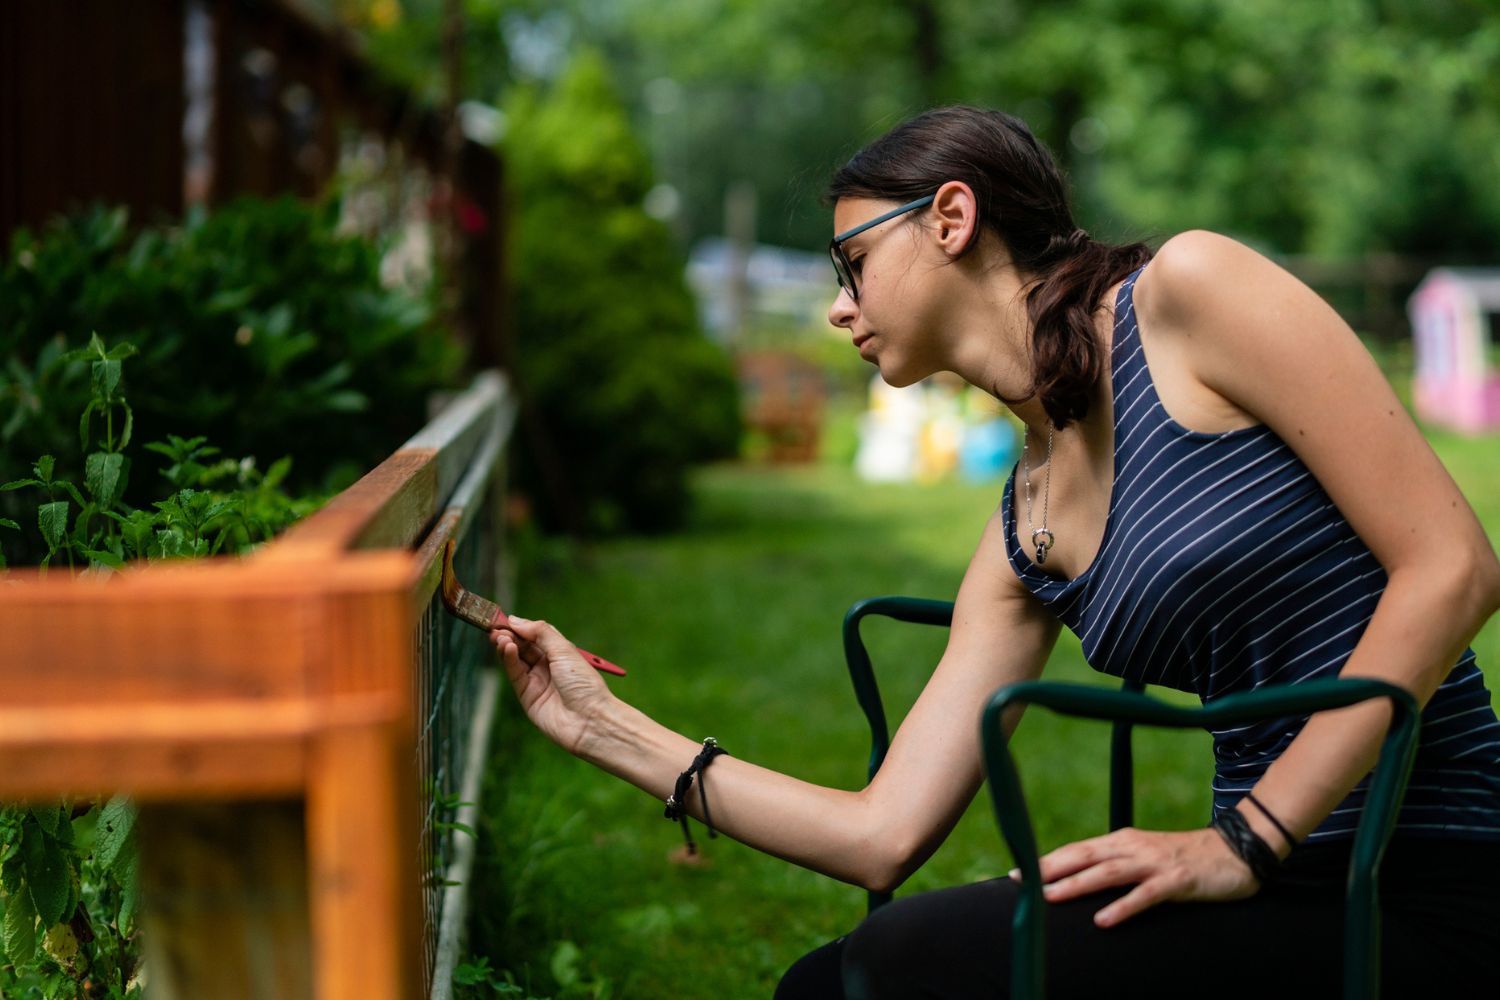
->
[78, 397, 100, 451]
[104, 341, 139, 360]
[202, 498, 240, 523]
[82, 547, 125, 570]
[263, 456, 292, 490]
[21, 820, 70, 926]
[85, 451, 127, 508]
[323, 389, 369, 413]
[95, 799, 136, 873]
[1, 848, 22, 894]
[37, 500, 68, 552]
[58, 480, 87, 510]
[0, 479, 42, 492]
[34, 455, 54, 483]
[28, 806, 63, 838]
[4, 883, 37, 966]
[118, 400, 134, 450]
[117, 852, 139, 933]
[43, 921, 79, 964]
[550, 940, 583, 988]
[155, 529, 185, 558]
[91, 357, 122, 400]
[0, 517, 18, 530]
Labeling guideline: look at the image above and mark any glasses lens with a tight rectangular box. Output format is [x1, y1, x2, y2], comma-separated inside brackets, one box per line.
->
[829, 244, 858, 300]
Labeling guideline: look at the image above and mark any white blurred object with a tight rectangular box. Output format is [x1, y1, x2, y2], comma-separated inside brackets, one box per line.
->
[855, 376, 927, 482]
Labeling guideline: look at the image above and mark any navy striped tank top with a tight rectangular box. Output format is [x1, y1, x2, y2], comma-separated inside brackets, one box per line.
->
[1000, 264, 1500, 842]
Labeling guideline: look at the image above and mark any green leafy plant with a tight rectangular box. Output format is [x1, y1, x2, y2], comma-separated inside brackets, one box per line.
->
[1, 335, 321, 572]
[1, 799, 141, 999]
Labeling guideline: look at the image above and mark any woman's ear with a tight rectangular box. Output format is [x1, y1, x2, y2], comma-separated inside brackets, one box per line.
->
[931, 180, 979, 258]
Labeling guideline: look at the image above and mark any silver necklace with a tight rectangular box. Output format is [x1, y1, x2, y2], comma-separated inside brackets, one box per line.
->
[1021, 424, 1055, 565]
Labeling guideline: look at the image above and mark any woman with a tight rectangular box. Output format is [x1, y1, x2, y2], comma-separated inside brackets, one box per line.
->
[492, 106, 1500, 997]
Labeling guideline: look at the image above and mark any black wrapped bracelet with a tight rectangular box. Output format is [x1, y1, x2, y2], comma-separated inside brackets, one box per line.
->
[1212, 807, 1280, 885]
[1244, 792, 1299, 850]
[663, 737, 727, 855]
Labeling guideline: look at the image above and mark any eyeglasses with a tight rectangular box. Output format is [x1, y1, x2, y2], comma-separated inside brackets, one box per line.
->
[828, 194, 936, 301]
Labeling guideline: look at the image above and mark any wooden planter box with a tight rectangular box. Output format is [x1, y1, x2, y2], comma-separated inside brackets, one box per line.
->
[0, 370, 516, 1000]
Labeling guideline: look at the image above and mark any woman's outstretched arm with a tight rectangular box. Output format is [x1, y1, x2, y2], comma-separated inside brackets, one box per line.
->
[493, 506, 1061, 894]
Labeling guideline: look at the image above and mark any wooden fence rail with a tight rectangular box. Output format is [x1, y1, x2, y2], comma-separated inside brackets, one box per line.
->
[0, 369, 516, 1000]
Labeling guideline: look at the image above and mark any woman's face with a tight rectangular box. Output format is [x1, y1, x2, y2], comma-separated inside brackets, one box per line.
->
[827, 197, 946, 388]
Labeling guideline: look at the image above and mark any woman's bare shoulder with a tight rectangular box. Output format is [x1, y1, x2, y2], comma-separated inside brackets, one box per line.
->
[1133, 229, 1282, 329]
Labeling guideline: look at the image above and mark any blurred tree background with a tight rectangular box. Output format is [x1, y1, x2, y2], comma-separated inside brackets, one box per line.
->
[354, 0, 1500, 261]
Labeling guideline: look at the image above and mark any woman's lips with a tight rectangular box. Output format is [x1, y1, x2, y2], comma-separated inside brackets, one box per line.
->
[853, 332, 874, 350]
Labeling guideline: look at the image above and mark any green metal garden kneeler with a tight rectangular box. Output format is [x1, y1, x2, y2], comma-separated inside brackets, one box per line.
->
[841, 596, 1144, 913]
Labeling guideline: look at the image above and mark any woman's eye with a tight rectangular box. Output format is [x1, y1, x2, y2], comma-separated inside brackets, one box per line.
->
[850, 257, 865, 275]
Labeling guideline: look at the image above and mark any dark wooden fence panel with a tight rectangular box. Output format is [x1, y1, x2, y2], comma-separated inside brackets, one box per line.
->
[0, 1, 187, 241]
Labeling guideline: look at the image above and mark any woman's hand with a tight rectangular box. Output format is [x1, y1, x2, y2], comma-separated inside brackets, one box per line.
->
[490, 616, 618, 757]
[1012, 825, 1261, 928]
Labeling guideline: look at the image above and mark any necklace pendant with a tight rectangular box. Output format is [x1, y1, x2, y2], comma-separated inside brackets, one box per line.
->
[1031, 528, 1055, 566]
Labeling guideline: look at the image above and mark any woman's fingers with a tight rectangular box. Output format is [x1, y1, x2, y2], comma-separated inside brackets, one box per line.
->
[1041, 857, 1147, 903]
[1093, 878, 1173, 928]
[1032, 831, 1124, 883]
[490, 628, 543, 667]
[493, 634, 539, 691]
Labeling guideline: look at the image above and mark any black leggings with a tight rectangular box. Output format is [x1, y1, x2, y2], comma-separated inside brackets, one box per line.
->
[774, 838, 1500, 999]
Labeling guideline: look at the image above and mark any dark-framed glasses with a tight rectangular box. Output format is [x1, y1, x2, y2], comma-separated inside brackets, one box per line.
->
[828, 194, 936, 301]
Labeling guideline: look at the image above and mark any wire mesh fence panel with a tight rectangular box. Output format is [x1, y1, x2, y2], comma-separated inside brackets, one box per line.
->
[415, 481, 496, 988]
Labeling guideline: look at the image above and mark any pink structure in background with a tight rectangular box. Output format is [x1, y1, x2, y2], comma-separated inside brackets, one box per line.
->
[1408, 269, 1500, 434]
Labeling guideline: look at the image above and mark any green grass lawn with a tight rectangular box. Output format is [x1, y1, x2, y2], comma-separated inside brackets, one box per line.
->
[466, 428, 1500, 1000]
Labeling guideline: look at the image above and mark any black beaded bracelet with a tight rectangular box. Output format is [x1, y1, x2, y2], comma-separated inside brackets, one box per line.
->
[663, 737, 727, 855]
[1211, 807, 1280, 885]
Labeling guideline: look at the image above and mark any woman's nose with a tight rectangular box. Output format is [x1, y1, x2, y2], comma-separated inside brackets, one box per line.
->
[828, 287, 857, 329]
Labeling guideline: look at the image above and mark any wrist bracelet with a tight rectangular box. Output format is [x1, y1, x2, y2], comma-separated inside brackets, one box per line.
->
[1212, 807, 1280, 885]
[663, 737, 727, 855]
[1244, 792, 1298, 850]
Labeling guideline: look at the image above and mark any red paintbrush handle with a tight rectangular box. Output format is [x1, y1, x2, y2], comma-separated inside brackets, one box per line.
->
[577, 647, 628, 677]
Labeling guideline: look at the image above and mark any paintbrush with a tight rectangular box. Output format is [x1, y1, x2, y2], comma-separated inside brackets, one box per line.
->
[440, 539, 627, 676]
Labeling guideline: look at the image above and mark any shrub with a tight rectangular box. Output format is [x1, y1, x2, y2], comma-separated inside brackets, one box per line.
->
[503, 50, 740, 535]
[0, 198, 464, 518]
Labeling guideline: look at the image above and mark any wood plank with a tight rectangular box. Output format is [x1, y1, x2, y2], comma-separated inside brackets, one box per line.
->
[0, 695, 399, 799]
[0, 552, 412, 705]
[257, 449, 439, 560]
[307, 722, 423, 1000]
[406, 399, 510, 617]
[140, 801, 314, 1000]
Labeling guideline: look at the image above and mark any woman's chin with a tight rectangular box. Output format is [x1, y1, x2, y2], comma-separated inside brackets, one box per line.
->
[879, 360, 926, 389]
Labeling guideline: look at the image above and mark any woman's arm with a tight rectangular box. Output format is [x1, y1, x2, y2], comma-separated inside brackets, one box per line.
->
[1034, 231, 1500, 926]
[494, 506, 1060, 894]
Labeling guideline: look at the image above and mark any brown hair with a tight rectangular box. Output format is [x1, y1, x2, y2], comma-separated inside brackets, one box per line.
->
[826, 105, 1152, 429]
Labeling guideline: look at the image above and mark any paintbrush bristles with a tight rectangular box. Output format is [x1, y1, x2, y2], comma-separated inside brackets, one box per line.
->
[441, 538, 508, 630]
